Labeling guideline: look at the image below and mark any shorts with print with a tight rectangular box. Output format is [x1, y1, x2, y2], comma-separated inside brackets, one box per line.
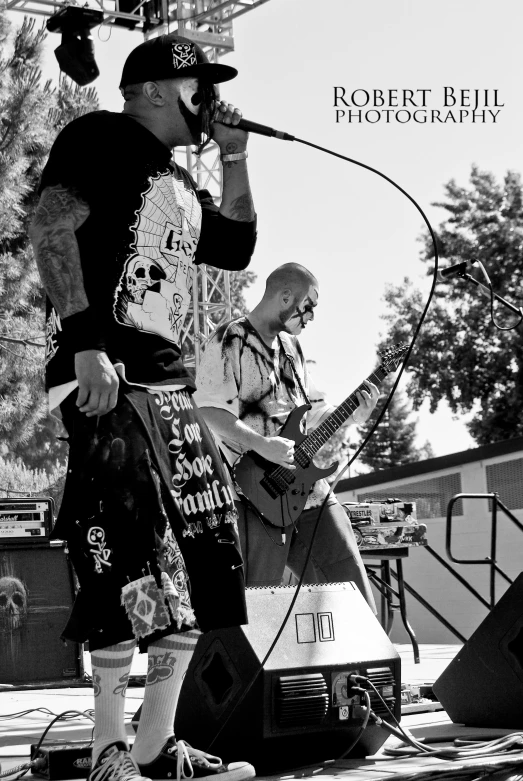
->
[55, 385, 247, 652]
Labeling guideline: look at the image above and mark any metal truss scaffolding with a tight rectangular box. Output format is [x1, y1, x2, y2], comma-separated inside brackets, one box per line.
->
[173, 141, 233, 369]
[6, 0, 271, 39]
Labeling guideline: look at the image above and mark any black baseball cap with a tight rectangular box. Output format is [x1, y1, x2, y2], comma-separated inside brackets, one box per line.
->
[120, 33, 238, 89]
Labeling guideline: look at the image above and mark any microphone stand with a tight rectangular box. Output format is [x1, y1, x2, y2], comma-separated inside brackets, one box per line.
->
[457, 271, 523, 319]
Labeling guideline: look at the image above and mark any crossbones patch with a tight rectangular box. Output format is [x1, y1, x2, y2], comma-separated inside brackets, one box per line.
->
[172, 42, 197, 69]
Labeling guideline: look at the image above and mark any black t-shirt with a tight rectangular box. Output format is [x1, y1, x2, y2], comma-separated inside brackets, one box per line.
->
[39, 111, 256, 390]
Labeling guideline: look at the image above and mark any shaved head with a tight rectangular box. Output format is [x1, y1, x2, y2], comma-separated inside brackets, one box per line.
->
[265, 263, 318, 297]
[248, 263, 319, 339]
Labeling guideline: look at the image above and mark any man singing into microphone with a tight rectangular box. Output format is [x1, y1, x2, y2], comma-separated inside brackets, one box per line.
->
[30, 33, 257, 781]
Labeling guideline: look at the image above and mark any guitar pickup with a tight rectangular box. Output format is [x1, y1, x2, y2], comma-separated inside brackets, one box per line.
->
[260, 475, 285, 499]
[261, 468, 295, 498]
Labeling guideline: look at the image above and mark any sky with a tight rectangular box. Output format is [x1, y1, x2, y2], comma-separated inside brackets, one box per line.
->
[11, 0, 523, 460]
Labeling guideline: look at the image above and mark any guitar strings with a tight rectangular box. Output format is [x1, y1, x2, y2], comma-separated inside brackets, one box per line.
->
[267, 365, 390, 485]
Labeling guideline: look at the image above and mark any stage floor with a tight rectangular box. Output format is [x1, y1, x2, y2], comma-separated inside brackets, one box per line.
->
[0, 644, 520, 781]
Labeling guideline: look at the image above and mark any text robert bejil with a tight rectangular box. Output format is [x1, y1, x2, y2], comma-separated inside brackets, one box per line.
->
[333, 88, 504, 124]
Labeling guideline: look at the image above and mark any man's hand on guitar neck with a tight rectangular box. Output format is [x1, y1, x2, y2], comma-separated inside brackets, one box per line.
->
[351, 382, 380, 425]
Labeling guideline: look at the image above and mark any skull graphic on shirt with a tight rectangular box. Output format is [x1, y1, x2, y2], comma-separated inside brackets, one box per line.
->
[114, 171, 200, 345]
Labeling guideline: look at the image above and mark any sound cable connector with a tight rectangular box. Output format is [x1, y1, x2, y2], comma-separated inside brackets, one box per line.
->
[0, 757, 46, 779]
[353, 673, 523, 762]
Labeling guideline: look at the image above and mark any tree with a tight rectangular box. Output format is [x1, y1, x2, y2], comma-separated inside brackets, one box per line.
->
[380, 165, 523, 446]
[0, 12, 99, 473]
[309, 359, 360, 480]
[230, 268, 257, 318]
[355, 378, 434, 471]
[314, 424, 357, 479]
[0, 456, 64, 498]
[0, 11, 257, 480]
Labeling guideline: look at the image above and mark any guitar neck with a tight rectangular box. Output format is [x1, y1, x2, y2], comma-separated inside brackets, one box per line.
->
[298, 365, 389, 459]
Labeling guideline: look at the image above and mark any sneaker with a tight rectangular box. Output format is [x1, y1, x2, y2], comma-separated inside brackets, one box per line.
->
[136, 737, 255, 781]
[90, 743, 152, 781]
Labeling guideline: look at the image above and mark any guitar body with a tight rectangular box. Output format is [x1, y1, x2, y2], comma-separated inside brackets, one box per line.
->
[232, 344, 407, 529]
[233, 405, 338, 528]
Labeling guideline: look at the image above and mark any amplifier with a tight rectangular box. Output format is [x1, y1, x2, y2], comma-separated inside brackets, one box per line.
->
[0, 497, 53, 543]
[342, 500, 427, 550]
[172, 583, 401, 771]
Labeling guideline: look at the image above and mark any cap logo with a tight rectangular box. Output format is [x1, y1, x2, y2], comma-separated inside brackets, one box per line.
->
[172, 42, 197, 70]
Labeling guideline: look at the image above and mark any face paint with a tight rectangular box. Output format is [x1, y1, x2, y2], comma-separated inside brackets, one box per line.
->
[281, 285, 319, 335]
[177, 78, 216, 150]
[178, 97, 202, 144]
[175, 78, 202, 144]
[179, 78, 201, 116]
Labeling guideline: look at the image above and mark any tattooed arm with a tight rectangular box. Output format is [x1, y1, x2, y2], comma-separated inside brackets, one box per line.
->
[30, 184, 119, 417]
[194, 103, 256, 270]
[30, 185, 90, 318]
[219, 146, 255, 222]
[212, 101, 255, 223]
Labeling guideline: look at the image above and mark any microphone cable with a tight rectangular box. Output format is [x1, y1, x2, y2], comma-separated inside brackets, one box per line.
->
[206, 135, 440, 754]
[293, 134, 439, 531]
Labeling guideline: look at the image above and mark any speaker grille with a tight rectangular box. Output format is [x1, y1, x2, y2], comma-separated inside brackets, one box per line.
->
[364, 667, 396, 716]
[275, 673, 329, 726]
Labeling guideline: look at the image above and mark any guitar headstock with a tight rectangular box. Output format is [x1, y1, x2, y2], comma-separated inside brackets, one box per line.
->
[379, 343, 408, 374]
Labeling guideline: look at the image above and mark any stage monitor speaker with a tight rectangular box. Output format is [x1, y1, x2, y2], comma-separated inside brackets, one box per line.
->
[0, 542, 83, 685]
[174, 583, 401, 772]
[433, 571, 523, 728]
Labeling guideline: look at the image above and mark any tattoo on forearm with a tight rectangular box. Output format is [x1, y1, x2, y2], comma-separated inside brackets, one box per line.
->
[229, 193, 255, 222]
[222, 141, 246, 169]
[30, 186, 90, 318]
[32, 187, 89, 229]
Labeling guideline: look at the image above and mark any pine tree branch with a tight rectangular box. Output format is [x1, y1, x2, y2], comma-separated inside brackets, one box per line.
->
[0, 334, 44, 347]
[0, 342, 33, 360]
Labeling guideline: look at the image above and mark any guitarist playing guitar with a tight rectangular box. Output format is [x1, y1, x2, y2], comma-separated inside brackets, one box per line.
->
[195, 263, 380, 610]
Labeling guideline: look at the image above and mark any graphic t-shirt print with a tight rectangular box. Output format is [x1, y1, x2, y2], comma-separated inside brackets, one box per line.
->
[114, 171, 201, 345]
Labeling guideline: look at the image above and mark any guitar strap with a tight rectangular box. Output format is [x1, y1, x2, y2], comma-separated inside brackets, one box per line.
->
[277, 335, 312, 407]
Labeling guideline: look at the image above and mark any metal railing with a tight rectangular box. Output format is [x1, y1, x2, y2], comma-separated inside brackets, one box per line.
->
[367, 493, 523, 660]
[444, 492, 523, 608]
[412, 493, 522, 642]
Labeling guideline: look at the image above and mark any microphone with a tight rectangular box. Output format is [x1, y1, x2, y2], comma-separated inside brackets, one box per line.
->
[236, 118, 295, 141]
[437, 260, 476, 281]
[214, 115, 295, 141]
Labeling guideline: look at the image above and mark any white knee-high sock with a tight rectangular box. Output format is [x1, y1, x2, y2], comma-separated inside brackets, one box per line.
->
[131, 630, 201, 764]
[91, 639, 137, 764]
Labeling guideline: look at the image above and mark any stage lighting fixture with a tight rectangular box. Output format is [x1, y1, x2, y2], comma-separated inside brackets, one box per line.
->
[46, 7, 104, 86]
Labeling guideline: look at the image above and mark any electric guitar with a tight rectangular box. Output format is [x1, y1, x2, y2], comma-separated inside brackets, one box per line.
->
[233, 344, 408, 528]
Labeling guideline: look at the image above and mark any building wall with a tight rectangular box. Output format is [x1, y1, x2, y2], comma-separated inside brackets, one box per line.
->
[336, 450, 523, 644]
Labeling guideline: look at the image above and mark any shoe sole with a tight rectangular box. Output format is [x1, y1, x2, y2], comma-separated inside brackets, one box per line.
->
[144, 762, 256, 781]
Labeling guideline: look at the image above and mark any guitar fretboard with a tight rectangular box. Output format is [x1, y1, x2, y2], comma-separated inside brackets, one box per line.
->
[297, 366, 388, 460]
[267, 344, 407, 484]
